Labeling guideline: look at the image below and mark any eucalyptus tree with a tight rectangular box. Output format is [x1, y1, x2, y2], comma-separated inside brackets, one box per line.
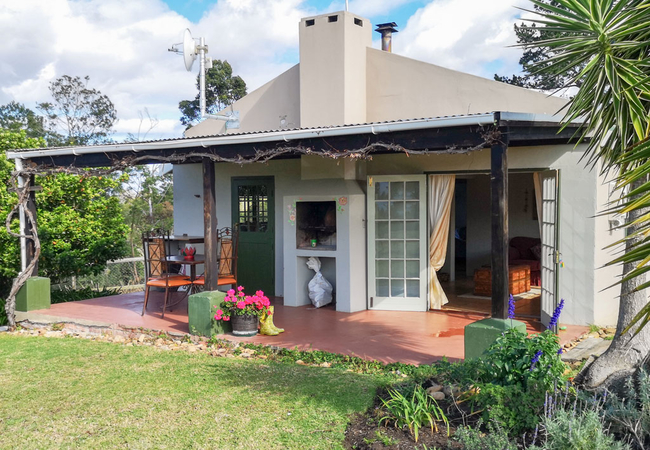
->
[522, 0, 650, 388]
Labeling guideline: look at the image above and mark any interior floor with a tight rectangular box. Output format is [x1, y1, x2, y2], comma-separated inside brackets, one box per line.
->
[440, 277, 541, 318]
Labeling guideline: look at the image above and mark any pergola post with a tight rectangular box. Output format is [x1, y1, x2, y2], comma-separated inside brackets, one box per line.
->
[490, 131, 509, 319]
[25, 175, 38, 274]
[202, 158, 218, 291]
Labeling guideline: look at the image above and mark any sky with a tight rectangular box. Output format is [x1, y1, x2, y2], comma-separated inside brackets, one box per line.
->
[0, 0, 533, 141]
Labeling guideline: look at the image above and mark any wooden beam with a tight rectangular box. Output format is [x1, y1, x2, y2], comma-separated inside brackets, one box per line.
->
[490, 130, 509, 319]
[202, 158, 218, 291]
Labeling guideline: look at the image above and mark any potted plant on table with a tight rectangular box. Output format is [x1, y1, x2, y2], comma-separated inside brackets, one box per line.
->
[214, 286, 271, 337]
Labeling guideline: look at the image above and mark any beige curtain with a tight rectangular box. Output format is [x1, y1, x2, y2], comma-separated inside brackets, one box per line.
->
[428, 175, 456, 309]
[533, 172, 543, 238]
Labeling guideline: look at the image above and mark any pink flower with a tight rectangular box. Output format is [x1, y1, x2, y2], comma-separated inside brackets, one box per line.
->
[245, 297, 253, 305]
[237, 286, 244, 291]
[227, 289, 235, 295]
[214, 314, 222, 321]
[236, 301, 246, 309]
[216, 309, 223, 316]
[256, 290, 264, 297]
[238, 291, 245, 298]
[223, 316, 230, 321]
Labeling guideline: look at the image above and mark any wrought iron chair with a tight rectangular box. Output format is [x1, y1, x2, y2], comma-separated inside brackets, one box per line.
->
[142, 229, 192, 318]
[193, 225, 240, 289]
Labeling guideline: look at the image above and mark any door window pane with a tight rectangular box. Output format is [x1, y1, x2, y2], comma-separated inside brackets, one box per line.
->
[390, 182, 404, 200]
[376, 202, 388, 219]
[377, 279, 389, 297]
[376, 260, 389, 278]
[406, 260, 419, 278]
[405, 221, 419, 239]
[391, 279, 405, 297]
[390, 221, 404, 239]
[405, 181, 419, 200]
[391, 241, 404, 258]
[406, 280, 420, 298]
[376, 241, 389, 258]
[376, 221, 389, 239]
[390, 201, 404, 219]
[375, 182, 389, 200]
[391, 260, 404, 278]
[405, 241, 419, 259]
[405, 201, 419, 220]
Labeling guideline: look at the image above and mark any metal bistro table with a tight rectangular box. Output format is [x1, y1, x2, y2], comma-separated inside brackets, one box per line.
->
[166, 254, 205, 282]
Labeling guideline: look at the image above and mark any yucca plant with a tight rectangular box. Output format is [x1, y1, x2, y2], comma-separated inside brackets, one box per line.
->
[521, 0, 650, 388]
[379, 385, 449, 442]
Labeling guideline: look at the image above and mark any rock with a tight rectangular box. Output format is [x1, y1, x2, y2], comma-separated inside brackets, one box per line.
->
[44, 331, 63, 338]
[598, 329, 605, 336]
[113, 335, 126, 343]
[240, 352, 251, 358]
[137, 334, 146, 343]
[426, 384, 443, 394]
[226, 354, 235, 358]
[320, 362, 331, 368]
[605, 327, 616, 334]
[217, 348, 227, 354]
[429, 391, 445, 401]
[443, 385, 461, 397]
[0, 326, 8, 333]
[259, 355, 268, 359]
[154, 338, 164, 346]
[561, 337, 612, 363]
[125, 343, 134, 347]
[187, 346, 197, 353]
[295, 360, 306, 365]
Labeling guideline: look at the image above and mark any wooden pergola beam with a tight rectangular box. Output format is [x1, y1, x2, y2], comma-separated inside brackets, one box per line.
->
[202, 158, 218, 291]
[490, 127, 509, 319]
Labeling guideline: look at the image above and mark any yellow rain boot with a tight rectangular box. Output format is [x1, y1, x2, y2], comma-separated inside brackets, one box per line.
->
[266, 306, 284, 333]
[259, 312, 279, 336]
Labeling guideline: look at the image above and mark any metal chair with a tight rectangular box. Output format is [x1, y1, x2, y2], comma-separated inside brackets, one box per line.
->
[142, 229, 192, 318]
[193, 225, 240, 289]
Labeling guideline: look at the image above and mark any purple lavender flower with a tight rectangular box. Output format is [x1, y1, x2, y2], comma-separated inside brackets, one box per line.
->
[557, 348, 563, 355]
[530, 350, 543, 371]
[547, 299, 565, 329]
[508, 294, 516, 319]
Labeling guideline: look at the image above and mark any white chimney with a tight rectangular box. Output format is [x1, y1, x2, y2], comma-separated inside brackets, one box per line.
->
[299, 11, 371, 128]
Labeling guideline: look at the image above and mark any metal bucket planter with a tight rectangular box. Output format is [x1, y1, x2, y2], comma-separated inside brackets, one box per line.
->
[230, 314, 259, 337]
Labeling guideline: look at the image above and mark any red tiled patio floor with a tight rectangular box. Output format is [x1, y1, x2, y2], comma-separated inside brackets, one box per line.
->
[21, 291, 587, 365]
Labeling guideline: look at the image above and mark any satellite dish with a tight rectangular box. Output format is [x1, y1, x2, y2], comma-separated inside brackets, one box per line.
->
[182, 29, 197, 71]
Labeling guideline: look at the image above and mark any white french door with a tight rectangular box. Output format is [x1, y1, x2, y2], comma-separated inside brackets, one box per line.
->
[539, 170, 560, 327]
[367, 175, 428, 311]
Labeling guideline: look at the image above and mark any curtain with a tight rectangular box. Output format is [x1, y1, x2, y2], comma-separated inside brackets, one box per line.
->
[428, 175, 456, 309]
[533, 172, 543, 238]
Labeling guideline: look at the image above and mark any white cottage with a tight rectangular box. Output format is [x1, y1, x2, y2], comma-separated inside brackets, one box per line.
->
[172, 11, 622, 327]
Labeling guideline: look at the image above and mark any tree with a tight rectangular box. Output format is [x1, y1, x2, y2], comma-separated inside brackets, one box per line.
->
[37, 75, 117, 145]
[0, 101, 47, 140]
[178, 60, 246, 129]
[494, 1, 585, 90]
[521, 0, 650, 389]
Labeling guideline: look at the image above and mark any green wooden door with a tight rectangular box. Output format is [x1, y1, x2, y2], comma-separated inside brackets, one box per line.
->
[231, 177, 275, 295]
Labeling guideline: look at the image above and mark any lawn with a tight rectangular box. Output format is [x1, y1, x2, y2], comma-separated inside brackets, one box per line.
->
[0, 334, 385, 449]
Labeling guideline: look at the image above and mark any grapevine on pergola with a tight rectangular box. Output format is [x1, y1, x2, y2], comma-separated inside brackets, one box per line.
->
[4, 131, 500, 327]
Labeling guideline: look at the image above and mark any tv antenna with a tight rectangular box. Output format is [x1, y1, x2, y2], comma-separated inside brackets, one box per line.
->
[169, 29, 240, 129]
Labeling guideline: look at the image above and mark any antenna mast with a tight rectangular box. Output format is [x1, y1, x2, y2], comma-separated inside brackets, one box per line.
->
[169, 29, 240, 129]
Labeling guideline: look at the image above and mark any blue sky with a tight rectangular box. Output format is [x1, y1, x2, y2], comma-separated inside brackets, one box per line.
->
[0, 0, 530, 140]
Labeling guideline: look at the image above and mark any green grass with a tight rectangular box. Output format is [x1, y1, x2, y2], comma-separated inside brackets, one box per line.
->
[0, 335, 385, 449]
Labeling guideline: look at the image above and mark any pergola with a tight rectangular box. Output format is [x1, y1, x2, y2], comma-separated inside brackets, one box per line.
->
[6, 111, 582, 320]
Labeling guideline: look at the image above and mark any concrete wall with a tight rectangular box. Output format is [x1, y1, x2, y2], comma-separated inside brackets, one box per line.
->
[185, 64, 301, 138]
[366, 48, 567, 121]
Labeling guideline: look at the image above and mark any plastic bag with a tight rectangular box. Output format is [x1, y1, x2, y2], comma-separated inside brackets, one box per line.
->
[306, 257, 333, 308]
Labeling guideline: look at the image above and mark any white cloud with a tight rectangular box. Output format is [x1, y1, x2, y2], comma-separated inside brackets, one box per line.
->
[0, 0, 528, 141]
[397, 0, 528, 79]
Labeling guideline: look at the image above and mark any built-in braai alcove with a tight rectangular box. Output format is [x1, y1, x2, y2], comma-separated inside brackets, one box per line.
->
[296, 201, 337, 250]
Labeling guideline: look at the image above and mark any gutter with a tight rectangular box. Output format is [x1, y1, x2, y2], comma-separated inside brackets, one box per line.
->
[6, 113, 497, 160]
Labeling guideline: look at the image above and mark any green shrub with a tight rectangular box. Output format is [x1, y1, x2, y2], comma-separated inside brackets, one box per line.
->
[453, 420, 517, 450]
[482, 328, 566, 389]
[471, 382, 546, 436]
[605, 369, 650, 449]
[379, 385, 449, 442]
[50, 286, 120, 304]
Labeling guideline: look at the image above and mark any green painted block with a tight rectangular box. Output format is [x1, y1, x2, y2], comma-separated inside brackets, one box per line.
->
[464, 318, 527, 360]
[15, 277, 50, 312]
[188, 290, 231, 336]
